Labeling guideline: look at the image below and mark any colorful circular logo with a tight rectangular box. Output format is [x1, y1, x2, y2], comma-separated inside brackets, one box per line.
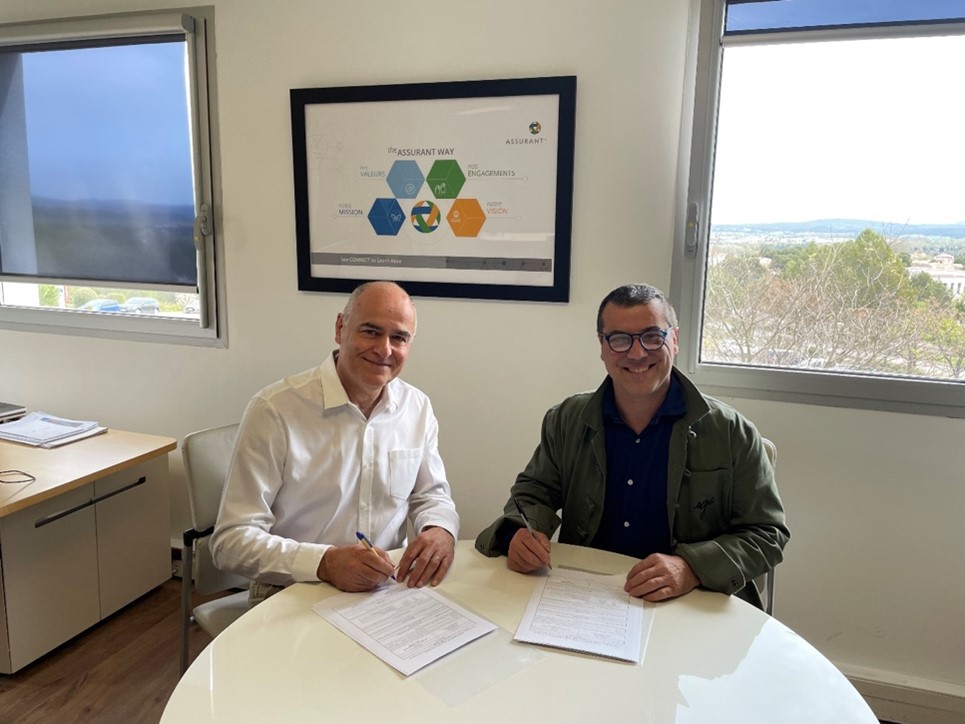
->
[529, 121, 541, 135]
[410, 200, 441, 233]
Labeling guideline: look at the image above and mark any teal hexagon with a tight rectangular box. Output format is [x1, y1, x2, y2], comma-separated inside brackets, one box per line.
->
[386, 160, 424, 199]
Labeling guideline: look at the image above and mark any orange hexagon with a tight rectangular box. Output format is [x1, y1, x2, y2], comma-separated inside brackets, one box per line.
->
[447, 198, 486, 238]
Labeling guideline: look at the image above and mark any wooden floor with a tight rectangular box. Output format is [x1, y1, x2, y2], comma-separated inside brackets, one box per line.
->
[0, 578, 216, 724]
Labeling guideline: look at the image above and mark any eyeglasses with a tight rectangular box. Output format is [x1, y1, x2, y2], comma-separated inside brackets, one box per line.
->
[601, 327, 673, 353]
[0, 469, 36, 485]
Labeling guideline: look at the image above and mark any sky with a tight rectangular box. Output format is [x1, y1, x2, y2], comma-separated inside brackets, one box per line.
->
[20, 41, 194, 206]
[710, 33, 965, 226]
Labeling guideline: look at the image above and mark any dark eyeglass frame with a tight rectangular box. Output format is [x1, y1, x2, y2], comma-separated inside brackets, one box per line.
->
[601, 327, 674, 353]
[0, 469, 36, 484]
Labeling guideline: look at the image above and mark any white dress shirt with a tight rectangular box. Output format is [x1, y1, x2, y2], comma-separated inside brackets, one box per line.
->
[211, 352, 459, 585]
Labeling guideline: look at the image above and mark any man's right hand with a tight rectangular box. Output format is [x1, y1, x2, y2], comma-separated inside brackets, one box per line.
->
[507, 528, 552, 573]
[316, 543, 396, 591]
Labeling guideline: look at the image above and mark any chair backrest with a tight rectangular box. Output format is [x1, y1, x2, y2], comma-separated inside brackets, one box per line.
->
[182, 423, 247, 594]
[761, 437, 777, 470]
[757, 437, 777, 615]
[183, 423, 240, 530]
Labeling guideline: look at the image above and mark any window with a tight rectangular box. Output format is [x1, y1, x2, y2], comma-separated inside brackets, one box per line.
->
[0, 8, 223, 344]
[671, 0, 965, 417]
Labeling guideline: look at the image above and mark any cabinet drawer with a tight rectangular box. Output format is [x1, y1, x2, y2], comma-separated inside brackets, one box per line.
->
[0, 484, 100, 673]
[94, 457, 170, 617]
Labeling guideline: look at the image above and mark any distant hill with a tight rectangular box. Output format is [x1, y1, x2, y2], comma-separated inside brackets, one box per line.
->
[32, 196, 195, 224]
[712, 219, 965, 239]
[28, 196, 196, 285]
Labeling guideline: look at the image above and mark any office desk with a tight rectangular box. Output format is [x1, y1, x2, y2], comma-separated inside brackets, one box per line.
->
[0, 430, 175, 673]
[164, 541, 876, 723]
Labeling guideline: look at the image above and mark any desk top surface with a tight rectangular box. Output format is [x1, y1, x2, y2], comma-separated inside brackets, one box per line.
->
[0, 429, 175, 517]
[164, 541, 876, 724]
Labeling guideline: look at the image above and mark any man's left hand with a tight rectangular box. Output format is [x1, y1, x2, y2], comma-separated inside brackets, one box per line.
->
[396, 526, 455, 588]
[624, 553, 699, 602]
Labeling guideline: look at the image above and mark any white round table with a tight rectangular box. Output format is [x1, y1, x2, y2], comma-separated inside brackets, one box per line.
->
[162, 540, 877, 723]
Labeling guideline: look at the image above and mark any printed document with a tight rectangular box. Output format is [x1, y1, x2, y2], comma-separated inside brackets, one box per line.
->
[513, 567, 653, 663]
[312, 584, 496, 676]
[0, 412, 103, 446]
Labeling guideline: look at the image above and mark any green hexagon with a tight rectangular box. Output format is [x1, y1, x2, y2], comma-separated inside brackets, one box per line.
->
[426, 159, 466, 199]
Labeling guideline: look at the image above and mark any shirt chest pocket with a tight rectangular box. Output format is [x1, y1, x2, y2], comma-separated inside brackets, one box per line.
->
[387, 448, 423, 500]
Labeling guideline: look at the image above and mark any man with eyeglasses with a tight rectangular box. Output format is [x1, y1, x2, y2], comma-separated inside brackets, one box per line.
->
[476, 283, 788, 609]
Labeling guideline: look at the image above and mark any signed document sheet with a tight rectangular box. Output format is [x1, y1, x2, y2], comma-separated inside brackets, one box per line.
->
[514, 567, 653, 663]
[312, 584, 496, 676]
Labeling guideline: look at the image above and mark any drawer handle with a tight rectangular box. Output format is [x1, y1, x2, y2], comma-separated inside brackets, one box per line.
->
[90, 476, 147, 505]
[34, 476, 147, 528]
[35, 499, 94, 528]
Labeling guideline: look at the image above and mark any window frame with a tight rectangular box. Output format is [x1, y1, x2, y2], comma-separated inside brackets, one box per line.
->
[0, 7, 225, 347]
[670, 0, 965, 418]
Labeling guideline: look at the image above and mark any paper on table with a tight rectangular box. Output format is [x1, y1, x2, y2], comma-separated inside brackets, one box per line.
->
[513, 567, 653, 663]
[312, 584, 496, 676]
[39, 426, 108, 448]
[0, 412, 101, 445]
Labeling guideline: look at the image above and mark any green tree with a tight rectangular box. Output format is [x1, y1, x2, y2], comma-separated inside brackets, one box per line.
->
[70, 287, 98, 307]
[922, 303, 965, 379]
[38, 285, 61, 307]
[909, 271, 952, 304]
[704, 229, 940, 375]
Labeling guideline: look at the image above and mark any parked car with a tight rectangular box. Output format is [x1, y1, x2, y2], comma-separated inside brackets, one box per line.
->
[120, 296, 160, 314]
[183, 302, 199, 314]
[79, 298, 121, 312]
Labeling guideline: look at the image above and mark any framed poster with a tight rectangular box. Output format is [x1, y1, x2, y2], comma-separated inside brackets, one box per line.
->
[290, 76, 576, 302]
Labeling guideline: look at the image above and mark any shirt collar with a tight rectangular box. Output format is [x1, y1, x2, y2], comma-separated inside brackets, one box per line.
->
[602, 373, 687, 427]
[320, 351, 398, 414]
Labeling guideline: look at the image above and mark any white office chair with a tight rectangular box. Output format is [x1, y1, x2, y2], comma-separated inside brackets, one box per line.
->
[179, 423, 250, 675]
[755, 437, 778, 616]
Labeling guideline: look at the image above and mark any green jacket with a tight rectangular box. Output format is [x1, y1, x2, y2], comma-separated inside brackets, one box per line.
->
[475, 369, 789, 608]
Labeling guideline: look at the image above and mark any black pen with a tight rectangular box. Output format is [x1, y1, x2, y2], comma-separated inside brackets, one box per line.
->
[512, 497, 552, 568]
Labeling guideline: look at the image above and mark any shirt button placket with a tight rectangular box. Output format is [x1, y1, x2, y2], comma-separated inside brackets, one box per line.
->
[360, 424, 374, 534]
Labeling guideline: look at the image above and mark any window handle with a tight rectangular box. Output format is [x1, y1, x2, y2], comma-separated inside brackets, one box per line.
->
[685, 201, 700, 258]
[193, 202, 211, 247]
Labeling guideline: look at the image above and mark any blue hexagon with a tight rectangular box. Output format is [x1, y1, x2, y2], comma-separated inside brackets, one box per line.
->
[367, 198, 405, 236]
[386, 160, 425, 199]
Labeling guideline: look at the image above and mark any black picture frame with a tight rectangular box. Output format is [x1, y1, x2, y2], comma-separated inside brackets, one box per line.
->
[291, 76, 576, 302]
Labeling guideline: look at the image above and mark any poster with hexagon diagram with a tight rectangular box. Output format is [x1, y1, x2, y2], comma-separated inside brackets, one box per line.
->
[291, 76, 575, 302]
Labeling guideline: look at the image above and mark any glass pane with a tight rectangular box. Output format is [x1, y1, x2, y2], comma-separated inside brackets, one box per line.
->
[0, 40, 196, 286]
[725, 0, 965, 35]
[703, 34, 965, 382]
[0, 281, 200, 318]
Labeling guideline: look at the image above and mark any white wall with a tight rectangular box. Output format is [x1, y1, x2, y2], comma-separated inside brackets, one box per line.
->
[2, 0, 962, 711]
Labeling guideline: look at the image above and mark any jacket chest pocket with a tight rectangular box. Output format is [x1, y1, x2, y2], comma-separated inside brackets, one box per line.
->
[675, 468, 732, 541]
[387, 448, 423, 499]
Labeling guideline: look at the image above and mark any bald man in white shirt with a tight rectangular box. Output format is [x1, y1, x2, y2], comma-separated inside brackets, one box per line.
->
[211, 281, 459, 601]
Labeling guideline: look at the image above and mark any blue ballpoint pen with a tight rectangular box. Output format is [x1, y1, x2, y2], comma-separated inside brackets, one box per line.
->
[356, 531, 397, 581]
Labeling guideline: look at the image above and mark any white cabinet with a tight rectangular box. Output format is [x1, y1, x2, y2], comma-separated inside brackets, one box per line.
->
[0, 436, 172, 674]
[95, 457, 170, 618]
[0, 484, 100, 672]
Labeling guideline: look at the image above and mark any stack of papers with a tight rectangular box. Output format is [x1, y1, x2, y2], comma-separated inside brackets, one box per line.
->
[312, 585, 496, 676]
[0, 412, 107, 448]
[513, 567, 653, 663]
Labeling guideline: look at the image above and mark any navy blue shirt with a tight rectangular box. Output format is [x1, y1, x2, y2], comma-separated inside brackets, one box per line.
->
[590, 374, 686, 559]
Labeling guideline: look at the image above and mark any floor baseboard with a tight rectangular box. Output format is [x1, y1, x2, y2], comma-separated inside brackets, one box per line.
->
[843, 667, 965, 724]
